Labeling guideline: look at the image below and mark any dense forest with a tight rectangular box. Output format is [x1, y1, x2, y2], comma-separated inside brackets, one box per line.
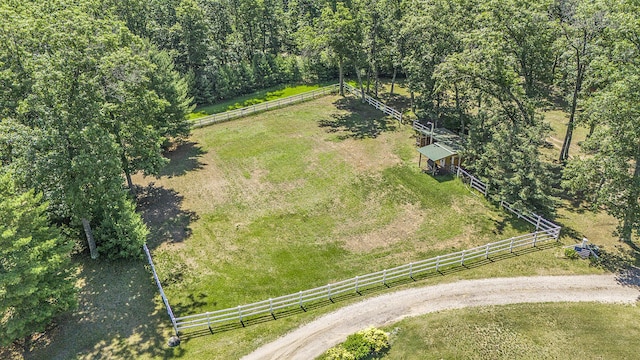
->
[1, 0, 640, 349]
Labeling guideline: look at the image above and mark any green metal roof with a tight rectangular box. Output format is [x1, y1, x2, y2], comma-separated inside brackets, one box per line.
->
[417, 143, 458, 162]
[415, 126, 465, 153]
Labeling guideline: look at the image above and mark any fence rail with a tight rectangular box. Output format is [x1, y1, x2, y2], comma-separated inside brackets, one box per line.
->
[343, 83, 403, 122]
[454, 166, 561, 237]
[191, 84, 339, 128]
[173, 229, 557, 333]
[456, 166, 488, 195]
[143, 244, 179, 336]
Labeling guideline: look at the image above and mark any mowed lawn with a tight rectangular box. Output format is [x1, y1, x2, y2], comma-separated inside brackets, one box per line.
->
[382, 302, 640, 359]
[137, 95, 534, 317]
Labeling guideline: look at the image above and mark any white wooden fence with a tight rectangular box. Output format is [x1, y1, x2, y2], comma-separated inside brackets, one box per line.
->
[192, 84, 339, 128]
[143, 244, 179, 336]
[456, 166, 488, 195]
[173, 229, 557, 334]
[343, 83, 403, 122]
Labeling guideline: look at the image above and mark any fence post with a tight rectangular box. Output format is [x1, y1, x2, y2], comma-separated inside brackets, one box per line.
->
[436, 256, 441, 272]
[299, 291, 305, 311]
[328, 284, 333, 302]
[510, 237, 515, 253]
[269, 298, 275, 320]
[238, 306, 244, 327]
[485, 244, 490, 259]
[355, 276, 360, 293]
[409, 263, 414, 279]
[383, 269, 387, 286]
[461, 250, 466, 265]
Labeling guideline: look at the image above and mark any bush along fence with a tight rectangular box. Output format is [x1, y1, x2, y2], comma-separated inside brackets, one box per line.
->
[191, 84, 339, 128]
[342, 83, 403, 122]
[149, 168, 560, 336]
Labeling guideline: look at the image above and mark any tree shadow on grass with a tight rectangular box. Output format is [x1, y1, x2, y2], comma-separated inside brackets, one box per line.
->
[318, 97, 397, 140]
[159, 142, 206, 178]
[27, 257, 184, 360]
[136, 183, 198, 250]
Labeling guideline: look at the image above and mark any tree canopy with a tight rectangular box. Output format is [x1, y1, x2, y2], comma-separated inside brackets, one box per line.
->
[0, 173, 77, 349]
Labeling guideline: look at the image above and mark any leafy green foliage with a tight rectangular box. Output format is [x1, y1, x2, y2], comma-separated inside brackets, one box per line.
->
[0, 1, 191, 258]
[323, 327, 390, 360]
[0, 173, 77, 347]
[564, 248, 580, 260]
[563, 1, 640, 243]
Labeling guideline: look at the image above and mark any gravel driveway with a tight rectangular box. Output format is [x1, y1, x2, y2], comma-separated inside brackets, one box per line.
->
[242, 274, 639, 360]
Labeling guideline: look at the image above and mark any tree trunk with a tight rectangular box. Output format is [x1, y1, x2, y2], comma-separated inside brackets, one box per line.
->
[121, 149, 134, 194]
[390, 67, 397, 95]
[339, 59, 344, 96]
[82, 218, 99, 259]
[411, 91, 415, 113]
[366, 68, 371, 94]
[588, 122, 596, 139]
[455, 83, 464, 135]
[355, 65, 365, 102]
[621, 149, 640, 243]
[374, 67, 379, 98]
[560, 61, 584, 163]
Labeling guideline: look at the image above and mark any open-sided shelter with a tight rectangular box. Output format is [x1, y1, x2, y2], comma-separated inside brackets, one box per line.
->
[413, 121, 464, 175]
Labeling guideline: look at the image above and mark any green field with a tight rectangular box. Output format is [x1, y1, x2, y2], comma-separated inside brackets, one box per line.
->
[381, 302, 640, 359]
[21, 93, 626, 360]
[189, 83, 334, 119]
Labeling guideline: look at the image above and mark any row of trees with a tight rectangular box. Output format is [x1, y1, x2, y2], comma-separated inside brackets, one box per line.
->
[0, 0, 191, 348]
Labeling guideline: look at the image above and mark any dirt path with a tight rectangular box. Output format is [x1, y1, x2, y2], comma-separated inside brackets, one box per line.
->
[242, 275, 639, 360]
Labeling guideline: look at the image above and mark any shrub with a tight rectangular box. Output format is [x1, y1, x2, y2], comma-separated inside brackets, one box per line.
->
[324, 347, 356, 360]
[323, 327, 391, 360]
[359, 327, 391, 354]
[564, 248, 580, 260]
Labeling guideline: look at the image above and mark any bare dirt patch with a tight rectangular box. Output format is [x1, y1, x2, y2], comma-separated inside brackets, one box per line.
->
[342, 203, 426, 252]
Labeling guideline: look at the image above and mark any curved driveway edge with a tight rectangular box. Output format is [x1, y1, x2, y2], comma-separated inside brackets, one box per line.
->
[242, 275, 639, 360]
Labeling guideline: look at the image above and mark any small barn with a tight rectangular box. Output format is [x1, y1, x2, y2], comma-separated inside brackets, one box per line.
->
[413, 121, 464, 175]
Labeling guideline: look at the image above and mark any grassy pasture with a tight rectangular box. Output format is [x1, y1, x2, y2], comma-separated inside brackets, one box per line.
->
[127, 95, 605, 359]
[381, 302, 640, 359]
[143, 95, 534, 315]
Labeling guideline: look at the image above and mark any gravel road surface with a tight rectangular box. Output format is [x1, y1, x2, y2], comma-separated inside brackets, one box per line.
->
[242, 274, 639, 360]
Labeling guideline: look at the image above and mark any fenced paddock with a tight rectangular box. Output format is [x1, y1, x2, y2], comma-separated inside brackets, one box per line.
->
[146, 88, 561, 338]
[191, 82, 403, 129]
[191, 85, 339, 128]
[173, 229, 557, 335]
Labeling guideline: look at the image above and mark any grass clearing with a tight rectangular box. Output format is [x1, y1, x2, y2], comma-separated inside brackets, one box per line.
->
[141, 95, 533, 315]
[382, 302, 640, 359]
[188, 83, 334, 119]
